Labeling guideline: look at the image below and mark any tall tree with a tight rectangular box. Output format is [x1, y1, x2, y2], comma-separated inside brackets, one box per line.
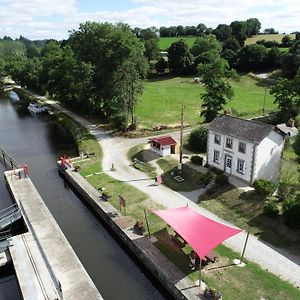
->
[246, 18, 261, 36]
[168, 39, 193, 75]
[198, 56, 237, 122]
[213, 24, 232, 42]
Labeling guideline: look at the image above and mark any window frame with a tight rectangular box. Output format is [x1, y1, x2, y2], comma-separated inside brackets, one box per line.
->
[214, 134, 221, 145]
[238, 142, 246, 154]
[213, 150, 220, 163]
[237, 159, 245, 174]
[225, 137, 233, 149]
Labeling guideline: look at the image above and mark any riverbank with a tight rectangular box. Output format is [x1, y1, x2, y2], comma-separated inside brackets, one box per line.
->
[59, 162, 202, 299]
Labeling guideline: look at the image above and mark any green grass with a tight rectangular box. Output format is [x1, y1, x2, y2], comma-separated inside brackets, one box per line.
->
[137, 75, 277, 128]
[157, 157, 205, 191]
[154, 229, 300, 300]
[159, 37, 196, 50]
[127, 144, 157, 178]
[245, 34, 295, 45]
[159, 34, 295, 49]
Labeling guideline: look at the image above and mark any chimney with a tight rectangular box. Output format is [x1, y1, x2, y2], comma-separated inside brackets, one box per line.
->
[286, 119, 295, 127]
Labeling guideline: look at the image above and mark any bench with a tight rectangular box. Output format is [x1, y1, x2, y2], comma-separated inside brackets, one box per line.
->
[133, 158, 144, 165]
[171, 232, 186, 248]
[174, 175, 184, 182]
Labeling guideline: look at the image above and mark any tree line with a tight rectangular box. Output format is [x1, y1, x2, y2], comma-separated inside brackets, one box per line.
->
[0, 22, 148, 129]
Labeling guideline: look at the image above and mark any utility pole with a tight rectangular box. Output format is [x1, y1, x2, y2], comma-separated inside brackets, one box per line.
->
[263, 87, 267, 115]
[178, 104, 184, 173]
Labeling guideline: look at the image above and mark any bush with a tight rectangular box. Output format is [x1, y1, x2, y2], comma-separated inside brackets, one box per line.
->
[282, 197, 300, 228]
[215, 173, 228, 186]
[293, 132, 300, 156]
[191, 155, 203, 165]
[188, 126, 208, 152]
[277, 182, 294, 201]
[263, 201, 279, 218]
[200, 171, 214, 187]
[253, 179, 277, 197]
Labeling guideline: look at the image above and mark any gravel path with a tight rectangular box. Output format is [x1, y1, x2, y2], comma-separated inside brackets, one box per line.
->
[46, 99, 300, 288]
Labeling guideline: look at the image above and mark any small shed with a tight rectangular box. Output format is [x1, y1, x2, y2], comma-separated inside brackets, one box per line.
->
[149, 136, 177, 156]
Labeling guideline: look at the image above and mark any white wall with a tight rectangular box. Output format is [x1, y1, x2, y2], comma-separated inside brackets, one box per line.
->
[150, 144, 171, 156]
[207, 131, 255, 182]
[252, 131, 284, 183]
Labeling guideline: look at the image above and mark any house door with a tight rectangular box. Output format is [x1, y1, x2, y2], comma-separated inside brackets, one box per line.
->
[171, 145, 175, 154]
[224, 155, 232, 174]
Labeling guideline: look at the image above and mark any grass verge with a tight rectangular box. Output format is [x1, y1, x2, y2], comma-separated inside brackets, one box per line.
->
[154, 229, 300, 300]
[157, 157, 205, 191]
[127, 144, 157, 178]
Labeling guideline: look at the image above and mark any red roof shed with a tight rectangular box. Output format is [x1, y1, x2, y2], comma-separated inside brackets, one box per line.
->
[150, 136, 177, 146]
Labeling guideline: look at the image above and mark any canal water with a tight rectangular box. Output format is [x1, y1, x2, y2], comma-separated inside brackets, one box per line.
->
[0, 97, 169, 300]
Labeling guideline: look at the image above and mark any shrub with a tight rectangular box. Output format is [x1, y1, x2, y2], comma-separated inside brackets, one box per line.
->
[253, 179, 277, 197]
[200, 171, 214, 187]
[191, 155, 203, 165]
[188, 127, 208, 152]
[282, 197, 300, 228]
[293, 132, 300, 156]
[277, 182, 294, 201]
[215, 173, 228, 186]
[263, 201, 279, 218]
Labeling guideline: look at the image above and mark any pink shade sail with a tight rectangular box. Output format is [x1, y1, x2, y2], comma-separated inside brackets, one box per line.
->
[154, 206, 241, 259]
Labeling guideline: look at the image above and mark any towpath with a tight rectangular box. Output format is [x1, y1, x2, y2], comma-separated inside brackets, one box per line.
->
[41, 98, 300, 288]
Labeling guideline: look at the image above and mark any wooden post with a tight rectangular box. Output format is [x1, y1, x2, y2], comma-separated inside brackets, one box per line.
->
[199, 258, 202, 287]
[178, 104, 184, 173]
[144, 209, 151, 237]
[240, 231, 249, 263]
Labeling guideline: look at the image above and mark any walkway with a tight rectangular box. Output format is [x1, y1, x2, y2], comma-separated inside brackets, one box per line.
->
[43, 99, 300, 288]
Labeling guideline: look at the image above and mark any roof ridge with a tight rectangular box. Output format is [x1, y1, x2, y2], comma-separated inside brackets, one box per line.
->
[218, 114, 274, 128]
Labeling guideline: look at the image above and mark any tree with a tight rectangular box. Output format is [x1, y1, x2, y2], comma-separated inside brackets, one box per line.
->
[168, 39, 193, 75]
[263, 28, 278, 34]
[198, 56, 237, 122]
[196, 23, 207, 36]
[246, 18, 261, 36]
[188, 127, 208, 152]
[138, 28, 159, 62]
[237, 44, 268, 71]
[155, 57, 168, 75]
[213, 24, 232, 42]
[282, 35, 292, 47]
[68, 22, 148, 127]
[266, 47, 282, 69]
[270, 78, 300, 120]
[190, 34, 221, 57]
[222, 37, 241, 52]
[230, 21, 247, 46]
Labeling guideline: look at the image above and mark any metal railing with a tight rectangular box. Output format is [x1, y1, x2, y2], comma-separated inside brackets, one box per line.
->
[0, 203, 22, 230]
[0, 146, 21, 170]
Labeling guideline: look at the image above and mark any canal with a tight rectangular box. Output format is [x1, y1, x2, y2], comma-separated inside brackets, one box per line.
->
[0, 96, 169, 300]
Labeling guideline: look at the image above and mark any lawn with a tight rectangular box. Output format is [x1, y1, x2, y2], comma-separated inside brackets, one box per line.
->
[159, 37, 196, 50]
[137, 75, 277, 128]
[157, 157, 206, 191]
[154, 229, 300, 300]
[245, 34, 295, 45]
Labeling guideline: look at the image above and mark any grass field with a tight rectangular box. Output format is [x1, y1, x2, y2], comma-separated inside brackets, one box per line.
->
[159, 34, 295, 50]
[137, 75, 277, 128]
[159, 37, 196, 50]
[245, 33, 295, 45]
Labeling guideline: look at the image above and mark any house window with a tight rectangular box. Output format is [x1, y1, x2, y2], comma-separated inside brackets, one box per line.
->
[225, 138, 233, 149]
[238, 142, 246, 154]
[213, 150, 220, 163]
[237, 159, 245, 174]
[214, 134, 221, 145]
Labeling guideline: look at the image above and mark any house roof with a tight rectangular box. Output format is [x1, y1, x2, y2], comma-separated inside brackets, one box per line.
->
[208, 114, 278, 144]
[150, 136, 177, 146]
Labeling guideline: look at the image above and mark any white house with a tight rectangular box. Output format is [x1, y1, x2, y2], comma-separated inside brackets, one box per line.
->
[149, 136, 177, 156]
[207, 115, 286, 184]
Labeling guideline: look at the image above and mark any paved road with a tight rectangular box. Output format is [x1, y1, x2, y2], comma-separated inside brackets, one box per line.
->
[45, 99, 300, 289]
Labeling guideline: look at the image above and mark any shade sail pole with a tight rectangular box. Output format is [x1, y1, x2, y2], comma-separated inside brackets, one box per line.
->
[199, 259, 202, 287]
[144, 209, 151, 237]
[240, 231, 249, 263]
